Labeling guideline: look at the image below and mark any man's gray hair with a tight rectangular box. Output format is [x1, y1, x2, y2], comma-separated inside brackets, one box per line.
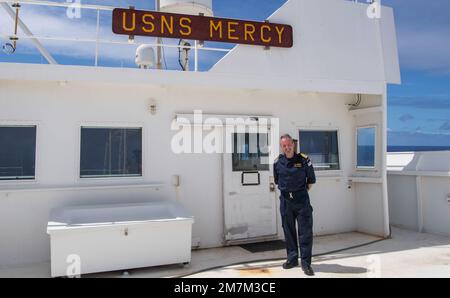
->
[280, 134, 294, 142]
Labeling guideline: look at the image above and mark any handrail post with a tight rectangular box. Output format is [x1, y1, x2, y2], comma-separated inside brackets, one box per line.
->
[95, 9, 100, 67]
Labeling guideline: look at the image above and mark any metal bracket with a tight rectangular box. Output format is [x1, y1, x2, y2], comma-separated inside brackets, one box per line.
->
[128, 6, 135, 43]
[11, 2, 21, 49]
[263, 20, 271, 51]
[198, 12, 205, 47]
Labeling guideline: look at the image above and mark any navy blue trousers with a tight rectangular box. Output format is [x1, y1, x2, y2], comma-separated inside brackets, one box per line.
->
[280, 189, 313, 267]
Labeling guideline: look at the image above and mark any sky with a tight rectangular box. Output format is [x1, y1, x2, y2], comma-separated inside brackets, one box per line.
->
[0, 0, 449, 147]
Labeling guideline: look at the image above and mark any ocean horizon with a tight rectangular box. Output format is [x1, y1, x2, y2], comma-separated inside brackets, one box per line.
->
[387, 146, 450, 152]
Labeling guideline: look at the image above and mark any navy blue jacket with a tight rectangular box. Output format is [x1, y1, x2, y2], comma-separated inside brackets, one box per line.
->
[274, 153, 316, 192]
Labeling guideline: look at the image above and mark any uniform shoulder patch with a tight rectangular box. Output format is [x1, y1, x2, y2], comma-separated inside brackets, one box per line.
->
[300, 153, 313, 166]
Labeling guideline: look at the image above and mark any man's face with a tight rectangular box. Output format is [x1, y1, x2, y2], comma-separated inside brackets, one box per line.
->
[280, 138, 295, 158]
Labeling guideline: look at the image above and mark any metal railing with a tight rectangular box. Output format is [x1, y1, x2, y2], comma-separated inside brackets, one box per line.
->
[0, 0, 232, 71]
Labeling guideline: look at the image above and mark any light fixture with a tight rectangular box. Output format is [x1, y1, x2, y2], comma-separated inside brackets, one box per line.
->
[149, 99, 157, 115]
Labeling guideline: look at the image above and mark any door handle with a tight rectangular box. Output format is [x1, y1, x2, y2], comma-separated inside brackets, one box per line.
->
[270, 183, 276, 192]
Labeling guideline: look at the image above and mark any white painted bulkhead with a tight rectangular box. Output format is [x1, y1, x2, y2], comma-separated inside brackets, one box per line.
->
[0, 0, 400, 267]
[387, 151, 450, 237]
[0, 75, 384, 266]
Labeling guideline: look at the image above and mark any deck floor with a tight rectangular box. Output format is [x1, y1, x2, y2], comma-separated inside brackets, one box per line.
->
[1, 227, 449, 278]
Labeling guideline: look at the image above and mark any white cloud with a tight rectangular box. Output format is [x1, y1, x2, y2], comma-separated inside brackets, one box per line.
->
[381, 0, 450, 74]
[398, 113, 414, 122]
[440, 121, 450, 131]
[388, 130, 450, 147]
[397, 27, 450, 74]
[0, 5, 186, 66]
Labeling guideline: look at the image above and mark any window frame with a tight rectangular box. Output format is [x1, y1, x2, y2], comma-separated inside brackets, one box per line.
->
[231, 132, 270, 172]
[297, 127, 342, 175]
[76, 122, 146, 182]
[0, 121, 40, 185]
[355, 125, 378, 171]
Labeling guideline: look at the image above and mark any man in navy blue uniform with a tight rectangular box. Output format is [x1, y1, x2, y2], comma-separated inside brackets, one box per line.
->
[274, 134, 316, 276]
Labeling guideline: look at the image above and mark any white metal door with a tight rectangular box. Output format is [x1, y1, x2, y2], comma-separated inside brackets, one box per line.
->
[223, 130, 277, 243]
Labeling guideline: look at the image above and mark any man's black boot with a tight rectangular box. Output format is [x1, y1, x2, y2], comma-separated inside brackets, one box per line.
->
[302, 266, 315, 276]
[282, 261, 298, 269]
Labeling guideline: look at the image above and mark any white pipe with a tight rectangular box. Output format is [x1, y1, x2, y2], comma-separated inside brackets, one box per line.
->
[95, 9, 100, 67]
[416, 175, 424, 233]
[1, 2, 57, 64]
[377, 13, 390, 238]
[194, 40, 198, 72]
[381, 85, 390, 238]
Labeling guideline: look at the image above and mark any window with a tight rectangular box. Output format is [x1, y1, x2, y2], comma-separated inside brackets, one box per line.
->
[0, 126, 37, 180]
[80, 127, 142, 178]
[357, 127, 376, 168]
[298, 130, 340, 171]
[232, 133, 270, 171]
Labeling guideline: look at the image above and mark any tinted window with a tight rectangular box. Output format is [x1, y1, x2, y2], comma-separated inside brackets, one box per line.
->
[232, 133, 270, 171]
[80, 128, 142, 178]
[357, 127, 376, 168]
[0, 126, 36, 180]
[299, 131, 340, 171]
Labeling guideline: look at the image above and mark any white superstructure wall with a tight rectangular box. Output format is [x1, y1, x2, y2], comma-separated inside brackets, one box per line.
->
[0, 0, 399, 269]
[0, 77, 385, 266]
[211, 0, 400, 85]
[387, 152, 450, 237]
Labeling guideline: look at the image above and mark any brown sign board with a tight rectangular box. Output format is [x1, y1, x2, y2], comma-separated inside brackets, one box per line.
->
[112, 8, 293, 48]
